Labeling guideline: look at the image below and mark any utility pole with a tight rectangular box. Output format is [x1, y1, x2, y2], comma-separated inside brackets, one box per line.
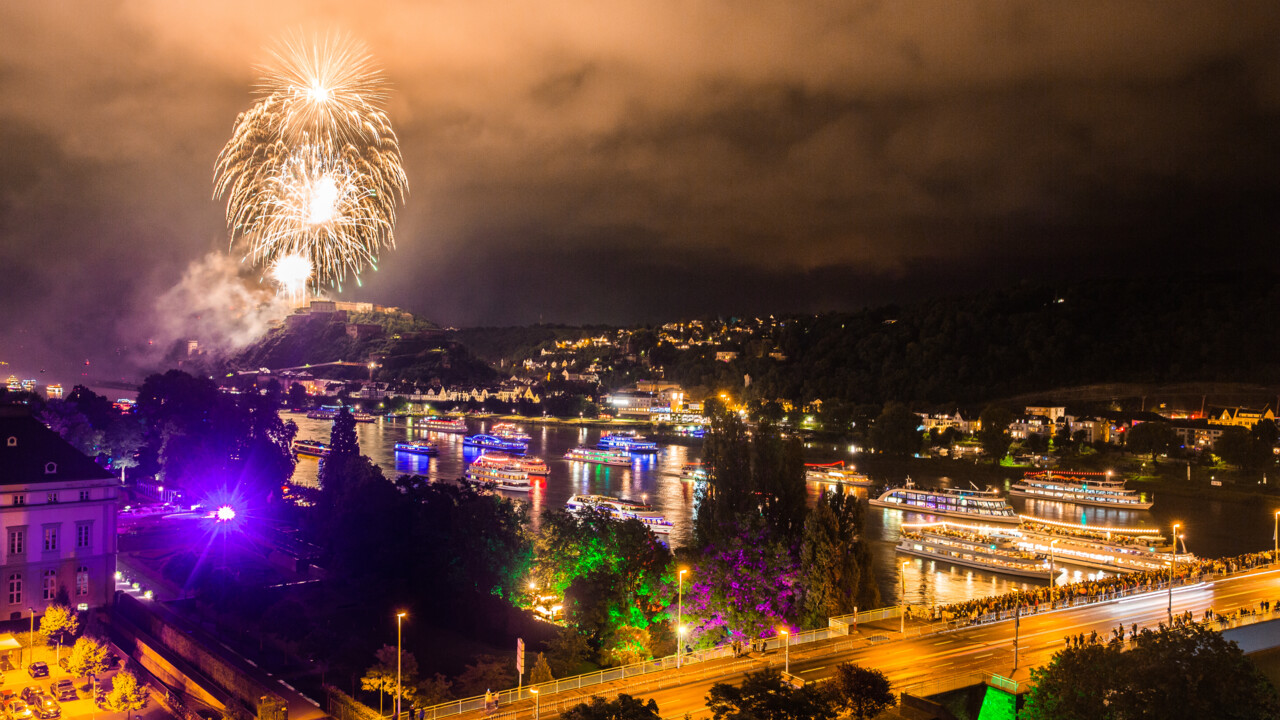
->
[1013, 605, 1020, 671]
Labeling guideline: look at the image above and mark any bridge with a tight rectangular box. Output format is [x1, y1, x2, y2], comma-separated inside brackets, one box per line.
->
[406, 564, 1280, 720]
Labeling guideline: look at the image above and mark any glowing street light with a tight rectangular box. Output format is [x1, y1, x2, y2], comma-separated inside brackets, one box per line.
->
[215, 505, 236, 522]
[1273, 511, 1278, 564]
[779, 628, 790, 674]
[530, 687, 540, 720]
[899, 561, 909, 633]
[1049, 539, 1059, 601]
[396, 612, 407, 720]
[677, 568, 687, 668]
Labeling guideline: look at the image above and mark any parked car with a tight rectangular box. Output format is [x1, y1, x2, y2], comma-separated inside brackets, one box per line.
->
[17, 687, 40, 706]
[28, 695, 58, 720]
[47, 681, 74, 703]
[24, 665, 46, 680]
[5, 698, 34, 720]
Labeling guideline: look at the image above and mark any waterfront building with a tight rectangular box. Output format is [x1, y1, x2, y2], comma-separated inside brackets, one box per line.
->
[0, 407, 118, 616]
[1209, 406, 1275, 429]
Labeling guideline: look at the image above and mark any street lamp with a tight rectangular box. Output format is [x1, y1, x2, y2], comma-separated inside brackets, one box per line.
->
[1049, 539, 1058, 602]
[28, 608, 34, 667]
[396, 612, 407, 720]
[899, 561, 909, 633]
[530, 688, 540, 720]
[779, 628, 789, 674]
[676, 569, 687, 668]
[1273, 511, 1278, 564]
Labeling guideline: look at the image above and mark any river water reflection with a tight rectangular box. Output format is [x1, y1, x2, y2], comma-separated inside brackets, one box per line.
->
[288, 414, 1280, 606]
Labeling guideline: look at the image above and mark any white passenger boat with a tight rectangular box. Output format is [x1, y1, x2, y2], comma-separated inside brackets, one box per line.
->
[870, 478, 1020, 524]
[804, 462, 872, 486]
[464, 464, 532, 492]
[565, 494, 673, 534]
[292, 439, 331, 457]
[472, 452, 549, 476]
[1010, 471, 1153, 510]
[564, 447, 633, 466]
[420, 416, 467, 433]
[679, 463, 708, 481]
[897, 523, 1051, 579]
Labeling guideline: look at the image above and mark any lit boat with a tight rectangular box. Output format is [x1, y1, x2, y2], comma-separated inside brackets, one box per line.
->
[870, 479, 1020, 524]
[565, 494, 673, 534]
[463, 434, 528, 454]
[292, 439, 331, 457]
[394, 441, 438, 456]
[491, 422, 532, 441]
[352, 412, 376, 423]
[306, 407, 339, 420]
[564, 447, 633, 467]
[1010, 471, 1153, 510]
[680, 463, 708, 481]
[675, 425, 706, 438]
[420, 416, 467, 433]
[1015, 518, 1183, 573]
[474, 452, 548, 476]
[597, 431, 659, 454]
[896, 523, 1051, 579]
[464, 464, 532, 492]
[804, 462, 872, 486]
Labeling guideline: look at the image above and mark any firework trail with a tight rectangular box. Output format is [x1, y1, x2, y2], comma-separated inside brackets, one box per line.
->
[215, 32, 407, 295]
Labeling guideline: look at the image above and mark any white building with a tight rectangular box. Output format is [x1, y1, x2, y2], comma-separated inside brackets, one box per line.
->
[0, 407, 118, 617]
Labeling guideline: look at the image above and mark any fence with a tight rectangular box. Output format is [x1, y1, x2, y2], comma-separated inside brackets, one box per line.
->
[897, 668, 1024, 699]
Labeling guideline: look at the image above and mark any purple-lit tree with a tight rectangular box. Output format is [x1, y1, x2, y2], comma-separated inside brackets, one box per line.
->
[683, 521, 802, 644]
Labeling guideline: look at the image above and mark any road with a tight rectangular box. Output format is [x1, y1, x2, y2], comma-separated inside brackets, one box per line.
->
[465, 566, 1280, 719]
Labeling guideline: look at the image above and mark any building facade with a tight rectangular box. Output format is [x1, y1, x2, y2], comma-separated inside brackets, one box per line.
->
[0, 408, 118, 618]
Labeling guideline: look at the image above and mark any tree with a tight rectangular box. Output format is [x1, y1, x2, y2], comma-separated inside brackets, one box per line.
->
[686, 521, 803, 643]
[1126, 421, 1176, 464]
[528, 653, 553, 685]
[869, 402, 921, 458]
[798, 493, 878, 627]
[287, 383, 309, 409]
[562, 694, 661, 720]
[828, 663, 894, 720]
[105, 669, 149, 713]
[454, 655, 516, 699]
[707, 668, 836, 720]
[1023, 624, 1280, 720]
[38, 604, 80, 655]
[361, 645, 420, 715]
[978, 405, 1014, 464]
[546, 627, 592, 677]
[63, 635, 109, 679]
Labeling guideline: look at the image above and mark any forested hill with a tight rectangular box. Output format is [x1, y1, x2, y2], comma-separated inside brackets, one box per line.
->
[661, 275, 1280, 406]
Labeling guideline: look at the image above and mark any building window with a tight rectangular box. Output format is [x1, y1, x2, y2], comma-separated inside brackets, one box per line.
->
[75, 567, 88, 597]
[8, 574, 21, 605]
[42, 570, 56, 601]
[46, 492, 58, 504]
[42, 527, 58, 552]
[8, 530, 23, 556]
[78, 491, 89, 502]
[76, 524, 91, 550]
[12, 495, 23, 506]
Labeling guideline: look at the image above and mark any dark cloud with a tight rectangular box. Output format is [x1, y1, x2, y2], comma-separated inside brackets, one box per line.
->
[1, 2, 1279, 377]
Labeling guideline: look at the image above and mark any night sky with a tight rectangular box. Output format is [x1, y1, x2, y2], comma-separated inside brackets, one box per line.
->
[2, 2, 1279, 378]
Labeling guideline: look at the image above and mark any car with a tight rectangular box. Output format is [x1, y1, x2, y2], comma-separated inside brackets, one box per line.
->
[28, 695, 58, 720]
[24, 665, 46, 680]
[47, 681, 74, 703]
[5, 698, 34, 720]
[18, 687, 40, 706]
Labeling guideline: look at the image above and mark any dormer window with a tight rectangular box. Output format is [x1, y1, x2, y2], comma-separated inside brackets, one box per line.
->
[43, 462, 57, 476]
[5, 437, 14, 447]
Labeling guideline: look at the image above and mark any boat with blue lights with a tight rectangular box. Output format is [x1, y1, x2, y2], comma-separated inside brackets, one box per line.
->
[597, 432, 659, 453]
[394, 441, 439, 456]
[464, 434, 528, 453]
[870, 478, 1020, 524]
[564, 447, 633, 466]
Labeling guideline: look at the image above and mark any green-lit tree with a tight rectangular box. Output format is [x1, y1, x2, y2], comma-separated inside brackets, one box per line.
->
[707, 668, 836, 720]
[978, 404, 1014, 464]
[104, 669, 149, 714]
[563, 694, 661, 720]
[64, 635, 109, 679]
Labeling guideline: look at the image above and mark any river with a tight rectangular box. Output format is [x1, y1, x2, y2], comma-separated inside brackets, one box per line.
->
[287, 414, 1280, 607]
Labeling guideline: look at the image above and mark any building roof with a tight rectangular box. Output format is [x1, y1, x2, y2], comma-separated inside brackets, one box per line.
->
[0, 406, 116, 485]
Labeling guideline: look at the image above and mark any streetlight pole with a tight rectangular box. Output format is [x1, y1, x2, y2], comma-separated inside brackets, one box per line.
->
[396, 612, 406, 720]
[1168, 524, 1180, 623]
[28, 608, 34, 668]
[677, 569, 687, 669]
[779, 629, 789, 674]
[899, 562, 909, 633]
[530, 688, 539, 720]
[1049, 539, 1058, 603]
[1273, 511, 1278, 564]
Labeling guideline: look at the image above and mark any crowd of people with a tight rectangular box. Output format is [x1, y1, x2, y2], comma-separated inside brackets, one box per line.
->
[934, 549, 1278, 622]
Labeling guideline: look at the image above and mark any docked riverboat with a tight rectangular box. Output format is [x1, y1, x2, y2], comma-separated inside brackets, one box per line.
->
[1010, 471, 1153, 510]
[394, 441, 438, 456]
[419, 416, 467, 433]
[1015, 517, 1182, 573]
[897, 523, 1050, 579]
[564, 447, 633, 466]
[804, 462, 872, 486]
[870, 479, 1020, 524]
[292, 439, 331, 457]
[463, 434, 528, 454]
[565, 494, 673, 534]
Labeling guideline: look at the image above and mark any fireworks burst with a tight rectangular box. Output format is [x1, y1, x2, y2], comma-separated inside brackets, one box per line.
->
[215, 32, 407, 295]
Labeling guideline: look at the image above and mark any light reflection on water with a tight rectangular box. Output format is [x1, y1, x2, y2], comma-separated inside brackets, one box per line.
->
[287, 414, 1275, 605]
